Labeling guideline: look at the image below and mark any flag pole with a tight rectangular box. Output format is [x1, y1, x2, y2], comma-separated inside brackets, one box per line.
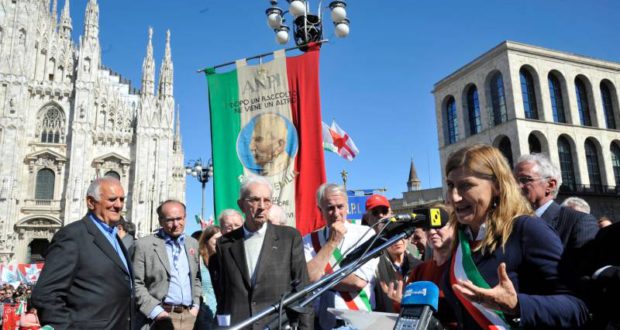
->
[196, 39, 329, 73]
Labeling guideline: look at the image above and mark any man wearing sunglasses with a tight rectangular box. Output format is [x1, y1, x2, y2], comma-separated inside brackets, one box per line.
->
[364, 194, 392, 234]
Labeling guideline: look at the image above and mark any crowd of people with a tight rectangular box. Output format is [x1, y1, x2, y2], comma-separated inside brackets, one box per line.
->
[24, 145, 619, 330]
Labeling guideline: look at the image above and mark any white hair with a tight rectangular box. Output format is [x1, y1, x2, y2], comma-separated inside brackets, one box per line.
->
[268, 204, 288, 226]
[217, 209, 243, 223]
[561, 197, 591, 214]
[316, 183, 348, 209]
[86, 177, 121, 201]
[239, 175, 273, 200]
[516, 153, 562, 197]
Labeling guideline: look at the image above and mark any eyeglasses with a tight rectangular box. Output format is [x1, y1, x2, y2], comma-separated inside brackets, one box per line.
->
[245, 196, 272, 207]
[371, 206, 389, 217]
[516, 176, 544, 184]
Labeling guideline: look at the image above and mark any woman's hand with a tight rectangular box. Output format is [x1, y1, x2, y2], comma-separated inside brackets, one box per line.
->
[380, 279, 404, 304]
[452, 263, 520, 315]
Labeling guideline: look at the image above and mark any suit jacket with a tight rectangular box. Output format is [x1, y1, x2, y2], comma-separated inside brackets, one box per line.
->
[210, 223, 311, 330]
[132, 233, 202, 321]
[541, 201, 598, 250]
[443, 216, 589, 329]
[31, 216, 135, 330]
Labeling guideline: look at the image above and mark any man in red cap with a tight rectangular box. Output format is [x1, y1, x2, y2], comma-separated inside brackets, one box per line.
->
[364, 194, 392, 234]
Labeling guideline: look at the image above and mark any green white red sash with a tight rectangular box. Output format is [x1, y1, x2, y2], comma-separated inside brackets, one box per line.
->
[310, 230, 372, 311]
[450, 229, 511, 329]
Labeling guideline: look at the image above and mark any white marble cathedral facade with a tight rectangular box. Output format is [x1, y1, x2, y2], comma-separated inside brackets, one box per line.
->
[0, 0, 185, 263]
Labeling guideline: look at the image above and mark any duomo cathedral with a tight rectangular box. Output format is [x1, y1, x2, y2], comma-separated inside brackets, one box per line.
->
[0, 0, 185, 262]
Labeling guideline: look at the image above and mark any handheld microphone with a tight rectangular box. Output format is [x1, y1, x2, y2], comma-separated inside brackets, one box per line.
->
[381, 207, 448, 229]
[393, 281, 445, 330]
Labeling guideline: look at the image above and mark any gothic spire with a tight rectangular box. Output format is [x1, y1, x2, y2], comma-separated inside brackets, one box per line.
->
[60, 0, 72, 39]
[173, 105, 182, 152]
[84, 0, 99, 41]
[141, 27, 155, 97]
[158, 29, 174, 99]
[407, 158, 421, 192]
[51, 0, 58, 26]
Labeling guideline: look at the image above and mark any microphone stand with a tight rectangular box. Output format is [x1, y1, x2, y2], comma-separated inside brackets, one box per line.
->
[225, 225, 416, 330]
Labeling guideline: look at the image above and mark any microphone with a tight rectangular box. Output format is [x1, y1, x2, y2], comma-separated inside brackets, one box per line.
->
[393, 281, 445, 330]
[381, 207, 449, 229]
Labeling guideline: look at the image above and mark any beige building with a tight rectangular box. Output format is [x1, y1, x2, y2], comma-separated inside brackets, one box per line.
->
[0, 0, 185, 262]
[433, 41, 620, 219]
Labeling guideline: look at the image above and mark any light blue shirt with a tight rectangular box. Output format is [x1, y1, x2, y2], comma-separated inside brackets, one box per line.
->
[148, 230, 194, 319]
[535, 199, 554, 217]
[88, 213, 130, 277]
[200, 259, 217, 314]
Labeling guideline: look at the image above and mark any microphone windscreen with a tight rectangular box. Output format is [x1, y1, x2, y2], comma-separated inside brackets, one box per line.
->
[401, 281, 440, 312]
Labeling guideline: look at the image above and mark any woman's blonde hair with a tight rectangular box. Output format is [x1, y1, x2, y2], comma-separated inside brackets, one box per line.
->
[445, 144, 533, 254]
[198, 225, 221, 260]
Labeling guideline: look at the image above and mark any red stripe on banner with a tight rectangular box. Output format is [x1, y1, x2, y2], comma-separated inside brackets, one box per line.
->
[339, 291, 360, 311]
[450, 252, 494, 329]
[286, 46, 326, 236]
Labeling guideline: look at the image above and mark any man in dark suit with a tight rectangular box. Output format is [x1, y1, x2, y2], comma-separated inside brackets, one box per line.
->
[32, 177, 134, 330]
[210, 177, 311, 330]
[514, 153, 598, 249]
[132, 200, 202, 330]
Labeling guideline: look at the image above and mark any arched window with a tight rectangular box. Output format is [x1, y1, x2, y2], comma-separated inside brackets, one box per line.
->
[38, 106, 65, 143]
[497, 137, 513, 168]
[104, 171, 120, 180]
[585, 139, 602, 190]
[611, 143, 620, 186]
[575, 78, 592, 126]
[35, 169, 55, 200]
[558, 137, 576, 190]
[466, 86, 481, 135]
[445, 97, 458, 144]
[490, 72, 507, 125]
[600, 82, 617, 129]
[528, 134, 542, 154]
[520, 69, 538, 119]
[548, 74, 566, 123]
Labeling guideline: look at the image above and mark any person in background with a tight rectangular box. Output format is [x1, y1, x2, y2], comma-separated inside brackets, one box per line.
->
[117, 217, 137, 252]
[410, 227, 427, 260]
[18, 301, 41, 330]
[195, 226, 221, 330]
[218, 209, 244, 234]
[444, 144, 589, 329]
[561, 197, 591, 214]
[597, 216, 613, 228]
[268, 204, 288, 226]
[364, 194, 392, 234]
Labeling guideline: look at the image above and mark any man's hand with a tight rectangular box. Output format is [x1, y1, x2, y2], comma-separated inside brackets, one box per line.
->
[327, 221, 347, 246]
[155, 311, 170, 320]
[380, 280, 403, 304]
[189, 306, 199, 317]
[452, 263, 520, 315]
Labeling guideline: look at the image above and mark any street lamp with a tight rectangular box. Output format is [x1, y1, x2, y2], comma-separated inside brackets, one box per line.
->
[265, 0, 350, 50]
[185, 158, 214, 221]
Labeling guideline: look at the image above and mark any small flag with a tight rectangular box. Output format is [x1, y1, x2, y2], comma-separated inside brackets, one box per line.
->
[322, 120, 359, 161]
[194, 215, 213, 230]
[17, 263, 44, 285]
[1, 261, 19, 284]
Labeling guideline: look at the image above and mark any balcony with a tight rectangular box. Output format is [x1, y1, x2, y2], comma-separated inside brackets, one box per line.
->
[22, 199, 62, 213]
[559, 184, 619, 196]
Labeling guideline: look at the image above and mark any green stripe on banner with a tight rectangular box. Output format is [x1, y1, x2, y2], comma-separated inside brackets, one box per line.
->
[458, 229, 491, 289]
[206, 70, 244, 216]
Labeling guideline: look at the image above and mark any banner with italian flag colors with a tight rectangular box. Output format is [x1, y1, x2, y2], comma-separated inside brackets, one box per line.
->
[205, 45, 326, 236]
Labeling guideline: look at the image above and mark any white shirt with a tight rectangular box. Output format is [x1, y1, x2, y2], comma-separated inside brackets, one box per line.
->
[302, 221, 379, 311]
[243, 223, 267, 285]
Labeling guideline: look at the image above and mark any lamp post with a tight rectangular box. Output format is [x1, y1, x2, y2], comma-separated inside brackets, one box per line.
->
[265, 0, 350, 49]
[185, 158, 214, 221]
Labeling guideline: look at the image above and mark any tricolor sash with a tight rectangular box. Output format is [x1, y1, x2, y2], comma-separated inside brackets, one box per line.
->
[450, 229, 511, 329]
[310, 230, 372, 311]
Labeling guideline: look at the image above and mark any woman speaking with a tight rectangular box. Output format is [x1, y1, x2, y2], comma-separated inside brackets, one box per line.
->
[443, 145, 588, 329]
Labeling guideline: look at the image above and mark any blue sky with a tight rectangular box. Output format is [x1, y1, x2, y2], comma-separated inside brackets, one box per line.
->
[66, 1, 620, 234]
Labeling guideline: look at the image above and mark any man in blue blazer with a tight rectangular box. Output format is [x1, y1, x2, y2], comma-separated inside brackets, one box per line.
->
[32, 177, 134, 330]
[514, 154, 598, 250]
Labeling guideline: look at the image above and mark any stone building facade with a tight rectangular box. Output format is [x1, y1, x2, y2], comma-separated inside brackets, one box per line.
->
[434, 41, 620, 219]
[0, 0, 185, 262]
[390, 159, 443, 214]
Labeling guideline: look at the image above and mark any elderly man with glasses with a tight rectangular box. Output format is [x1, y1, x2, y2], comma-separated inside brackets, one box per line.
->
[209, 176, 311, 329]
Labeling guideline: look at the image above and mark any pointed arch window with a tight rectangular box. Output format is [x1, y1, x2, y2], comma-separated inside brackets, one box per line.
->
[585, 140, 602, 190]
[490, 72, 507, 125]
[520, 69, 538, 119]
[445, 97, 458, 144]
[466, 86, 481, 135]
[38, 106, 66, 144]
[38, 106, 65, 143]
[575, 78, 592, 126]
[600, 82, 617, 129]
[548, 74, 566, 123]
[611, 143, 620, 186]
[35, 169, 55, 200]
[558, 137, 576, 190]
